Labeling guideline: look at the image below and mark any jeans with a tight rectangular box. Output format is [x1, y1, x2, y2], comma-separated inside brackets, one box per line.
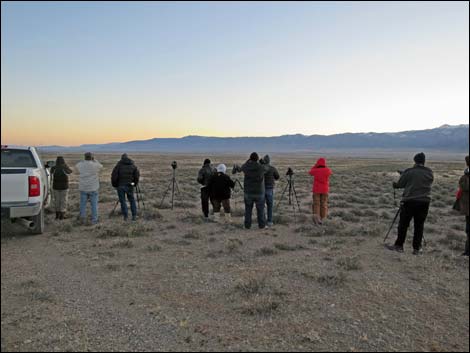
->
[395, 201, 430, 250]
[244, 194, 266, 229]
[80, 191, 99, 223]
[265, 188, 274, 224]
[117, 185, 137, 219]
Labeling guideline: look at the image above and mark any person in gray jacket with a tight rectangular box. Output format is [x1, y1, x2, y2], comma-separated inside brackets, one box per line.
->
[197, 159, 216, 219]
[260, 155, 280, 227]
[76, 152, 103, 224]
[241, 152, 267, 229]
[387, 152, 434, 254]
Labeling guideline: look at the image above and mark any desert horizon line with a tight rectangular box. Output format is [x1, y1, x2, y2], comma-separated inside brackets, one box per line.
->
[7, 122, 465, 148]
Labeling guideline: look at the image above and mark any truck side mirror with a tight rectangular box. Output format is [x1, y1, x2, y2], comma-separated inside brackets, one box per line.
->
[45, 160, 56, 168]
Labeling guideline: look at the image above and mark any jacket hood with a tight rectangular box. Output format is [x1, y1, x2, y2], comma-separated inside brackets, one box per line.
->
[120, 157, 134, 165]
[315, 158, 326, 168]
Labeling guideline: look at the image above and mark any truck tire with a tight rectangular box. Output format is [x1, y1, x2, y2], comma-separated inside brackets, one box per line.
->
[31, 208, 45, 235]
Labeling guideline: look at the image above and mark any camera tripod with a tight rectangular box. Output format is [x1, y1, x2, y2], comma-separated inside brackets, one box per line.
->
[159, 167, 181, 210]
[383, 189, 427, 246]
[275, 173, 301, 213]
[233, 178, 244, 192]
[109, 183, 145, 217]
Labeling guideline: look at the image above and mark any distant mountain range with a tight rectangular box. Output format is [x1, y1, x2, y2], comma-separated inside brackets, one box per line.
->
[39, 124, 469, 153]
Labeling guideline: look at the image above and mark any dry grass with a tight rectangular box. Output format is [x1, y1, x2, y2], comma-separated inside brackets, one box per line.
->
[1, 153, 468, 352]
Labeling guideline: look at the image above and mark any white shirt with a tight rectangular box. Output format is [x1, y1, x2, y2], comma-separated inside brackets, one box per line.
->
[76, 160, 103, 192]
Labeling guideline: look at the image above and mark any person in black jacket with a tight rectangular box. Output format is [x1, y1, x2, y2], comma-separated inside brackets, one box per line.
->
[261, 155, 280, 227]
[386, 152, 434, 255]
[208, 164, 235, 222]
[197, 158, 216, 220]
[51, 156, 73, 220]
[241, 152, 268, 229]
[111, 154, 140, 221]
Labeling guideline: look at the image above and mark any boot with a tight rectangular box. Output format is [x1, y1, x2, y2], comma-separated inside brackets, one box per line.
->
[213, 212, 220, 223]
[225, 213, 232, 223]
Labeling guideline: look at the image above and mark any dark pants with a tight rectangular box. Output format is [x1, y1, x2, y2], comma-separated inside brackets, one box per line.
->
[117, 185, 137, 219]
[244, 194, 266, 229]
[465, 216, 469, 255]
[213, 199, 231, 213]
[395, 201, 430, 250]
[201, 187, 212, 217]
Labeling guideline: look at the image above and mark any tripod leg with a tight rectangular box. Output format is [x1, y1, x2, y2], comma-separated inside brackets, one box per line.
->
[171, 178, 175, 210]
[159, 180, 173, 208]
[275, 182, 289, 212]
[292, 181, 301, 212]
[109, 200, 120, 218]
[384, 206, 401, 243]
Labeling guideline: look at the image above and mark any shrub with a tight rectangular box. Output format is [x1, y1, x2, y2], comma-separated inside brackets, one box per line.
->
[336, 256, 361, 271]
[255, 247, 278, 256]
[316, 272, 346, 286]
[240, 296, 280, 316]
[274, 243, 306, 251]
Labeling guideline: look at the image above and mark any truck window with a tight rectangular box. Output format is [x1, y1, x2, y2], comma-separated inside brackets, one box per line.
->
[1, 149, 38, 168]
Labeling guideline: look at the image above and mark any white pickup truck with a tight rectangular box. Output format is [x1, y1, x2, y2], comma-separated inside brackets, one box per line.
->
[1, 145, 53, 234]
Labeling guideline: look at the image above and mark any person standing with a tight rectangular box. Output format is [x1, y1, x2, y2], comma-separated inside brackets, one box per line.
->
[208, 164, 235, 223]
[76, 152, 103, 224]
[309, 157, 332, 225]
[50, 156, 73, 220]
[456, 155, 469, 256]
[241, 152, 267, 229]
[111, 153, 140, 221]
[261, 155, 280, 227]
[197, 158, 216, 220]
[387, 152, 434, 255]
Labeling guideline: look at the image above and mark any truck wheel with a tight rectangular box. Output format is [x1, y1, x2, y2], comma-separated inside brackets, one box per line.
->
[31, 208, 45, 235]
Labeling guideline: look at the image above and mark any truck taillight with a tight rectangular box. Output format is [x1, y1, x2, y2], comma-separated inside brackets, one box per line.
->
[29, 176, 40, 197]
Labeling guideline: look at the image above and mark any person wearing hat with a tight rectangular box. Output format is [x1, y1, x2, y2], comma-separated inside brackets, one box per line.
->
[197, 158, 217, 220]
[241, 152, 268, 229]
[111, 153, 140, 221]
[75, 152, 103, 224]
[207, 164, 235, 222]
[455, 155, 469, 256]
[387, 152, 434, 255]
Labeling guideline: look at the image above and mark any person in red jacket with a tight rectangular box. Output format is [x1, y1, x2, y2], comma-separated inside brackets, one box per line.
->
[309, 158, 332, 224]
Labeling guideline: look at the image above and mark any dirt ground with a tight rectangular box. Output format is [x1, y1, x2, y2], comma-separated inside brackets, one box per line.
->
[1, 153, 469, 352]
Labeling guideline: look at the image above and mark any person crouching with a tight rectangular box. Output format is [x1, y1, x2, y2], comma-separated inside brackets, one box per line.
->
[208, 164, 235, 223]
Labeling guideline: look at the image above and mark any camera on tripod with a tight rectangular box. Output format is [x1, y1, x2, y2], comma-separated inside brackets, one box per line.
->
[232, 164, 242, 174]
[286, 167, 294, 176]
[171, 161, 177, 170]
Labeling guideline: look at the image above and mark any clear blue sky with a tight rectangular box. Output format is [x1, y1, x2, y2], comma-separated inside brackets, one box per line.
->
[1, 1, 468, 145]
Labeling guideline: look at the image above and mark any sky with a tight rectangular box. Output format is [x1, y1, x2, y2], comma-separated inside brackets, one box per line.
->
[1, 1, 469, 146]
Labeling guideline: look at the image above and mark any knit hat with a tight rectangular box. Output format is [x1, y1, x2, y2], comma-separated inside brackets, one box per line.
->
[121, 153, 128, 159]
[217, 164, 227, 174]
[414, 152, 426, 165]
[204, 158, 211, 165]
[56, 156, 65, 166]
[84, 152, 93, 160]
[249, 152, 259, 162]
[263, 155, 271, 164]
